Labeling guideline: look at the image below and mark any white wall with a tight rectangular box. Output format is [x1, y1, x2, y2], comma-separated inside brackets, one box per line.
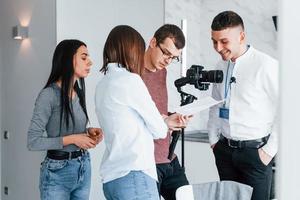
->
[175, 141, 219, 184]
[0, 0, 56, 199]
[278, 0, 300, 199]
[56, 0, 164, 199]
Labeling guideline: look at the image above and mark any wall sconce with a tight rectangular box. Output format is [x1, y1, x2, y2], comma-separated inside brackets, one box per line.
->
[272, 16, 277, 31]
[12, 25, 28, 40]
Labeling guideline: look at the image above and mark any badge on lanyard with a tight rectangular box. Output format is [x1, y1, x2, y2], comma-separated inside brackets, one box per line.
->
[219, 106, 229, 119]
[219, 61, 233, 120]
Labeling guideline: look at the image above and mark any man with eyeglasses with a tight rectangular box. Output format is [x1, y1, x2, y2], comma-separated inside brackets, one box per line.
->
[142, 24, 188, 200]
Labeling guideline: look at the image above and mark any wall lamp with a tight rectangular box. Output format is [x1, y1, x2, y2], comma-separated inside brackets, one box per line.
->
[12, 25, 29, 40]
[272, 16, 277, 31]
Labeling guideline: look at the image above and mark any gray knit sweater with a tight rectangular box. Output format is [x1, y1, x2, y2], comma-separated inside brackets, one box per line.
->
[27, 83, 87, 152]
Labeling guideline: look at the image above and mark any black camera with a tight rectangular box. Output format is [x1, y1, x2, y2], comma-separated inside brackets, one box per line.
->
[175, 65, 223, 90]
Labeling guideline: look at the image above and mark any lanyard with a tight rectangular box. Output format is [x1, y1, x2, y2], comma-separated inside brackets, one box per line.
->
[223, 61, 234, 107]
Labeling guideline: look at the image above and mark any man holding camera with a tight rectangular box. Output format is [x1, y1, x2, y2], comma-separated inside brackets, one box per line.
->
[142, 24, 189, 200]
[207, 11, 278, 200]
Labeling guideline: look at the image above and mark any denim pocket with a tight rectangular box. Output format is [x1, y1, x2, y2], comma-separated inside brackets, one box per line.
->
[45, 158, 68, 171]
[85, 152, 91, 162]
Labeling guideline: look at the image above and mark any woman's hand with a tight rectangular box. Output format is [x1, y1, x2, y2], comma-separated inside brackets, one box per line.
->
[87, 127, 104, 144]
[63, 134, 97, 150]
[163, 113, 193, 131]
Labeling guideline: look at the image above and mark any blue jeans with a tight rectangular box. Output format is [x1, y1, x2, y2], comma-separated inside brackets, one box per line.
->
[103, 171, 160, 200]
[39, 152, 91, 200]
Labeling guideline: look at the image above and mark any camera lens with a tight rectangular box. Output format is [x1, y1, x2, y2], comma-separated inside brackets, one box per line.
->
[207, 70, 223, 83]
[199, 70, 223, 83]
[175, 65, 223, 91]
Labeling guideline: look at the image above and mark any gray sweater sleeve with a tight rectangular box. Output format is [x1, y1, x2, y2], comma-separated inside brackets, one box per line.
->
[27, 88, 63, 151]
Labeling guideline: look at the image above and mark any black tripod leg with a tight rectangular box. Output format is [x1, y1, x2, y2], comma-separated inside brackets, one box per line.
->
[181, 128, 184, 168]
[168, 130, 181, 160]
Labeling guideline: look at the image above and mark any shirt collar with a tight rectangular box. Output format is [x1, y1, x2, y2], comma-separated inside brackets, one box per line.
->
[234, 45, 253, 63]
[106, 63, 128, 73]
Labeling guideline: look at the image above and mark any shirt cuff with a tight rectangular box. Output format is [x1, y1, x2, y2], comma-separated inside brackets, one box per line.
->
[208, 131, 220, 146]
[58, 136, 64, 149]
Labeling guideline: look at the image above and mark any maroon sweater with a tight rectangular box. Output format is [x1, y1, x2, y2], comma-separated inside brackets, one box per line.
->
[142, 68, 172, 164]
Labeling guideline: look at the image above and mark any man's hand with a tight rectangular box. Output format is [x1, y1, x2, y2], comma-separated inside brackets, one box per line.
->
[258, 148, 273, 166]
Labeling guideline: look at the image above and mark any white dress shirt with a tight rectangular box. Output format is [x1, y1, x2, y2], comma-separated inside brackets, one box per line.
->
[95, 63, 168, 183]
[208, 46, 279, 157]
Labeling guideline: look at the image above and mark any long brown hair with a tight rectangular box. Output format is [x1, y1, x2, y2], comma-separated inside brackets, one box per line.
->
[101, 25, 145, 75]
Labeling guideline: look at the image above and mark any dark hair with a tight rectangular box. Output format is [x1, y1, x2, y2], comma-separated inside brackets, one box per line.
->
[211, 11, 244, 31]
[101, 25, 145, 75]
[45, 39, 89, 130]
[154, 24, 185, 49]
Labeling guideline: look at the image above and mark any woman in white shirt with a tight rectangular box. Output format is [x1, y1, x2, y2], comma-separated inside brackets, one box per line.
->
[95, 25, 187, 200]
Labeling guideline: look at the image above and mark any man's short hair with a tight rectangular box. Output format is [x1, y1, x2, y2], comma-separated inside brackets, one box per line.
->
[211, 11, 244, 31]
[154, 24, 185, 49]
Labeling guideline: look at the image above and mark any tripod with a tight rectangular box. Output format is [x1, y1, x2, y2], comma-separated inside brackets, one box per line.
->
[168, 89, 197, 168]
[170, 64, 223, 167]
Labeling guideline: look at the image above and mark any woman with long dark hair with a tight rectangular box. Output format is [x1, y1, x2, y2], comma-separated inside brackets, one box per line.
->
[95, 25, 188, 200]
[27, 39, 103, 200]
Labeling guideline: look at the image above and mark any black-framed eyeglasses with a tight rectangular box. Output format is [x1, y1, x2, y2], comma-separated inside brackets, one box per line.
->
[157, 44, 180, 63]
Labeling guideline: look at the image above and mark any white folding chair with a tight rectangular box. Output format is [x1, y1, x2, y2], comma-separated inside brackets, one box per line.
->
[175, 185, 195, 200]
[176, 181, 253, 200]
